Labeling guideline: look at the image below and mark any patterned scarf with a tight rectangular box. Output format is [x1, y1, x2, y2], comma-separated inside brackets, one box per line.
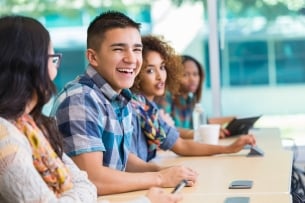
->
[131, 95, 167, 159]
[14, 114, 73, 197]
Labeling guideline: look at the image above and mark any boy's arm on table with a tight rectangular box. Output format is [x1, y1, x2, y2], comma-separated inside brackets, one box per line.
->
[71, 151, 198, 195]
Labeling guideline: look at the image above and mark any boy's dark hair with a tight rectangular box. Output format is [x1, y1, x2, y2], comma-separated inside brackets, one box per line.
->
[87, 10, 141, 50]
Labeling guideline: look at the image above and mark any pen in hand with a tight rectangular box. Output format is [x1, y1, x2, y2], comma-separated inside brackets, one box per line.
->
[171, 179, 188, 194]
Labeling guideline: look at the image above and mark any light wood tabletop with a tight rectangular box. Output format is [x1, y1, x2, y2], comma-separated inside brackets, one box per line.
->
[98, 128, 293, 203]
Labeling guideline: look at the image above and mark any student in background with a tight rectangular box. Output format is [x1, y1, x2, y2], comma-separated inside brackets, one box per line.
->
[157, 55, 204, 129]
[156, 55, 234, 139]
[130, 35, 256, 162]
[0, 15, 97, 202]
[51, 11, 197, 196]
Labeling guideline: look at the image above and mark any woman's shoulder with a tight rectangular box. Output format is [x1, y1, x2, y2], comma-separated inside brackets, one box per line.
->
[0, 117, 23, 141]
[0, 117, 31, 156]
[0, 117, 33, 179]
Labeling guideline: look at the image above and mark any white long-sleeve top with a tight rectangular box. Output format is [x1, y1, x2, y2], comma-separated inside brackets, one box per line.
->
[0, 117, 97, 203]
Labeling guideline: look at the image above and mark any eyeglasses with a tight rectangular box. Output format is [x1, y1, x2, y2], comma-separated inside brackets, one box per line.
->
[48, 53, 62, 69]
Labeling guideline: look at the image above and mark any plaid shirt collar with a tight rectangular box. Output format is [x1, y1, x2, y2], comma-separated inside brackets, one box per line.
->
[86, 65, 132, 102]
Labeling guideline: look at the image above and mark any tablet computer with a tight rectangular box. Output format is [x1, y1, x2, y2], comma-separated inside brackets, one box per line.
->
[225, 116, 261, 136]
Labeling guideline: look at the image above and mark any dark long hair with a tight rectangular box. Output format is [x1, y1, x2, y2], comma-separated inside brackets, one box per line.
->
[181, 55, 205, 103]
[0, 15, 63, 157]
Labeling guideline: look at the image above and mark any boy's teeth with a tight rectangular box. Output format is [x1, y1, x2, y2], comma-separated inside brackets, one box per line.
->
[118, 68, 133, 73]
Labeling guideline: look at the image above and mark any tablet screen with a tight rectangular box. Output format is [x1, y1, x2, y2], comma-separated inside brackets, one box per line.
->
[225, 116, 261, 136]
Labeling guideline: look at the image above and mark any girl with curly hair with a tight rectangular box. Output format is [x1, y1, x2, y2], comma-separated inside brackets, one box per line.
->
[130, 35, 256, 162]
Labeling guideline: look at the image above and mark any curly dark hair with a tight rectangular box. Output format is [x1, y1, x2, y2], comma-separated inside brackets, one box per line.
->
[132, 35, 183, 95]
[0, 15, 63, 157]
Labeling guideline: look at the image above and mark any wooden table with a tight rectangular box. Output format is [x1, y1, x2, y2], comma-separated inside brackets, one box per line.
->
[98, 128, 293, 203]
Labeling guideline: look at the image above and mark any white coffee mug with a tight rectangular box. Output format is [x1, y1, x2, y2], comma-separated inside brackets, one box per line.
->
[195, 124, 220, 145]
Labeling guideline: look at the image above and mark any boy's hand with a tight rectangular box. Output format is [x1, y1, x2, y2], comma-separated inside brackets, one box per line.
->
[158, 166, 198, 187]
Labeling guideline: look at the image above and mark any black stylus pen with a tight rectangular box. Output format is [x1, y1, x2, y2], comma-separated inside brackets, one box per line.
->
[171, 179, 188, 194]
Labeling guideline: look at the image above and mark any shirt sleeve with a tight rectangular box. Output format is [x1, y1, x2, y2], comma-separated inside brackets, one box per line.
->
[158, 116, 179, 151]
[54, 89, 105, 156]
[130, 110, 149, 161]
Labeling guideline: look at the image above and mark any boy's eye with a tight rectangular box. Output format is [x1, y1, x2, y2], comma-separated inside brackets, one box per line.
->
[134, 48, 142, 52]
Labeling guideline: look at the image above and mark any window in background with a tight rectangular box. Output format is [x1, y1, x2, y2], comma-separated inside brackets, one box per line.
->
[227, 41, 269, 86]
[53, 49, 86, 91]
[206, 0, 305, 144]
[275, 39, 305, 84]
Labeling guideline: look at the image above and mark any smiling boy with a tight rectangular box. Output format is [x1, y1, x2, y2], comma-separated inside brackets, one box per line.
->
[51, 11, 197, 195]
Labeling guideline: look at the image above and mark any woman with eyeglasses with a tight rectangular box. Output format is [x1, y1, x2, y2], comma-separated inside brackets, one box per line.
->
[0, 15, 97, 202]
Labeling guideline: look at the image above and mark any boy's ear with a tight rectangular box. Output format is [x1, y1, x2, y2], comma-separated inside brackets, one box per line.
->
[86, 49, 98, 67]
